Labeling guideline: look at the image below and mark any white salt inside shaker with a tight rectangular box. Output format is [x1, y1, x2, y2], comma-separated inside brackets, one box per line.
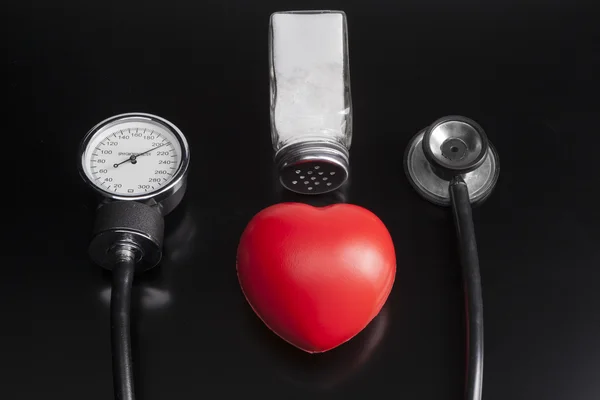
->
[270, 11, 352, 195]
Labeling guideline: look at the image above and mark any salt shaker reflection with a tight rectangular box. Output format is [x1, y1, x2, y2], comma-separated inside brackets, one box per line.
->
[270, 11, 352, 195]
[277, 175, 350, 206]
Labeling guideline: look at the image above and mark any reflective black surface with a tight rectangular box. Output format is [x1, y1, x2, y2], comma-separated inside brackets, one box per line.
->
[13, 1, 600, 399]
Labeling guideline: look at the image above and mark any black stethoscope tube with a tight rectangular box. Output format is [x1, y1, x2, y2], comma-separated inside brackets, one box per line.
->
[450, 177, 484, 400]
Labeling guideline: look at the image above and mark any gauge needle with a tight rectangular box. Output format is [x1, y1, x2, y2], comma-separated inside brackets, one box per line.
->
[134, 141, 168, 158]
[113, 142, 169, 168]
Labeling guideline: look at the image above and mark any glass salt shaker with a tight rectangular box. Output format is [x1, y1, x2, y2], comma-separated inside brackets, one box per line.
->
[269, 10, 352, 194]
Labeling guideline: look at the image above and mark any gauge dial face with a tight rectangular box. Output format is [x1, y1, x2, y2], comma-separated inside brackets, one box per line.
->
[81, 116, 184, 197]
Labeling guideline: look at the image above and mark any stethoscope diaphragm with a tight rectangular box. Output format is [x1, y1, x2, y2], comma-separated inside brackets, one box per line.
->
[404, 116, 500, 206]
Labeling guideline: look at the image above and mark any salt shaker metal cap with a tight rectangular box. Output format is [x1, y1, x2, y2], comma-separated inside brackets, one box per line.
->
[269, 11, 352, 195]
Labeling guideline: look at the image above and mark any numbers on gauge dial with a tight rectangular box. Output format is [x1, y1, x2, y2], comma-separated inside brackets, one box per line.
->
[88, 128, 180, 195]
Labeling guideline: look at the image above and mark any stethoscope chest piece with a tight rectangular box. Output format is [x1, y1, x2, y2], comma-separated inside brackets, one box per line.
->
[404, 116, 500, 206]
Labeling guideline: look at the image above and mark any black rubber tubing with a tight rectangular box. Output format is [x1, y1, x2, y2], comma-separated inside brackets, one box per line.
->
[111, 257, 136, 400]
[450, 177, 484, 400]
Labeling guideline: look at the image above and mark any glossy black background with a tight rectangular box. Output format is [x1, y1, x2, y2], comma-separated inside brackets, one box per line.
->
[10, 1, 600, 399]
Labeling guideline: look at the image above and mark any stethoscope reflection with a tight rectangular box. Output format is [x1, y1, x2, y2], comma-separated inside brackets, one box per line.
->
[96, 200, 198, 311]
[246, 303, 390, 390]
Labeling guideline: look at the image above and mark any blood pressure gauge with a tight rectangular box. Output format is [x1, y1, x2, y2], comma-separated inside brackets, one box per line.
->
[79, 113, 190, 400]
[79, 112, 190, 215]
[79, 112, 190, 272]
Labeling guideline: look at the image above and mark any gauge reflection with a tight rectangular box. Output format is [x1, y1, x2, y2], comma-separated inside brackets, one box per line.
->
[96, 200, 197, 311]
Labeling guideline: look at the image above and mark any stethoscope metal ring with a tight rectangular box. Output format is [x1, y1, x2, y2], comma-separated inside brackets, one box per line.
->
[423, 116, 489, 174]
[404, 116, 500, 206]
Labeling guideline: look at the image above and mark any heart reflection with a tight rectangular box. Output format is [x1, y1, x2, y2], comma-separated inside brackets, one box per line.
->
[244, 302, 391, 390]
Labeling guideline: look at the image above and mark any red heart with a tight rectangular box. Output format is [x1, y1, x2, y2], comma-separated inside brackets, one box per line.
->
[237, 203, 396, 353]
